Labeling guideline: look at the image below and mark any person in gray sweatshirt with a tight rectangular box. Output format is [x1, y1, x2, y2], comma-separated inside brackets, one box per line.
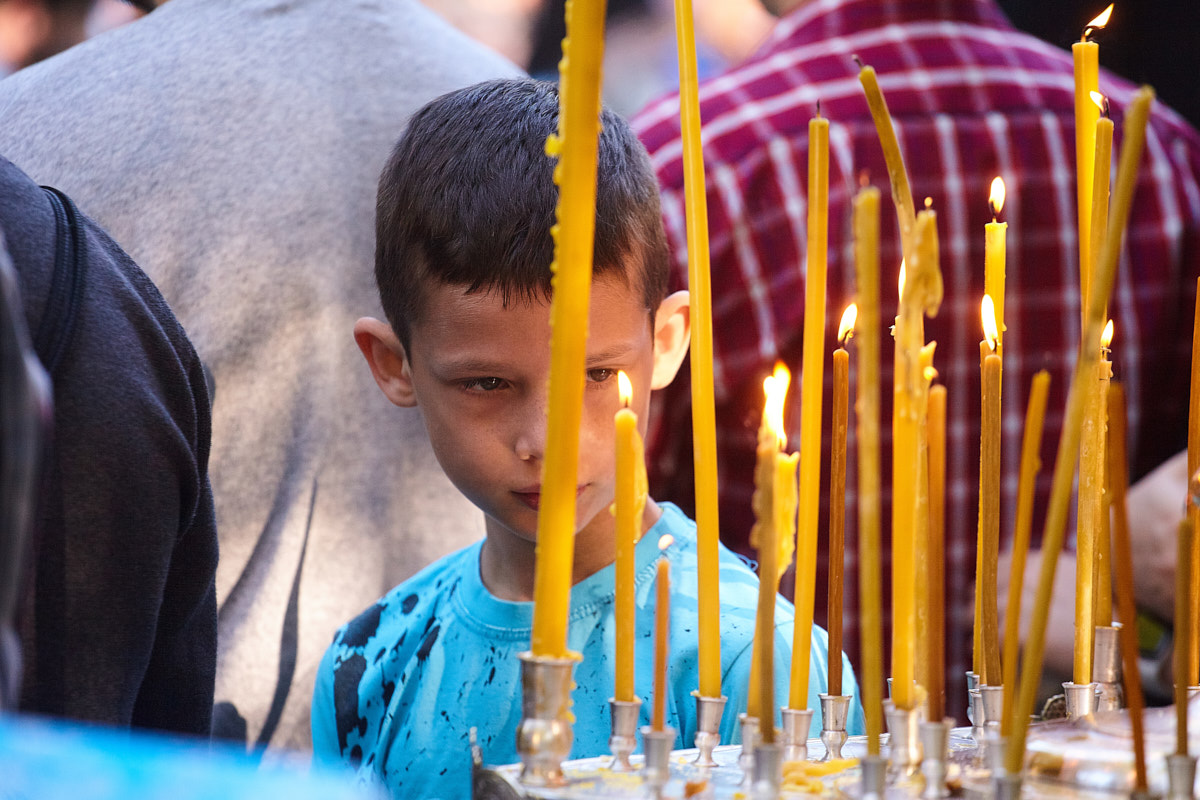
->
[0, 0, 521, 753]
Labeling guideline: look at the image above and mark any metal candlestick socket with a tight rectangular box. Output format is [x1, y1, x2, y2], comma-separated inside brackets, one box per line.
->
[739, 712, 761, 793]
[1166, 753, 1197, 800]
[753, 742, 784, 800]
[641, 726, 676, 797]
[1093, 626, 1124, 711]
[919, 718, 953, 799]
[976, 685, 1005, 766]
[691, 692, 727, 768]
[966, 671, 980, 725]
[1062, 681, 1100, 722]
[607, 696, 642, 771]
[820, 694, 852, 761]
[516, 651, 576, 788]
[994, 772, 1022, 800]
[781, 706, 814, 763]
[885, 700, 923, 778]
[1133, 790, 1163, 800]
[862, 754, 888, 800]
[985, 728, 1007, 778]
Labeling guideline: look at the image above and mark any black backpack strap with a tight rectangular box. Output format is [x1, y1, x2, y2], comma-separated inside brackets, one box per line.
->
[33, 186, 85, 376]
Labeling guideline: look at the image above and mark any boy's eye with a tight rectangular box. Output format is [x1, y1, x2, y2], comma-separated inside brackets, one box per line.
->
[462, 377, 506, 392]
[587, 368, 615, 384]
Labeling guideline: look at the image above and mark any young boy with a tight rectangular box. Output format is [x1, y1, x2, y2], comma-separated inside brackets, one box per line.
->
[311, 79, 863, 797]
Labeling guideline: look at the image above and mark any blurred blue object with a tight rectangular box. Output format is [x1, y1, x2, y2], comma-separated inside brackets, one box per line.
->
[0, 714, 384, 799]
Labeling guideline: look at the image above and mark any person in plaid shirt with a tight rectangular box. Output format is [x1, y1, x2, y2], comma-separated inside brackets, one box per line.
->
[633, 0, 1200, 719]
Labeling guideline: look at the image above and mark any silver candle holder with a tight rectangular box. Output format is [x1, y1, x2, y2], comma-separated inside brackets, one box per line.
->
[820, 694, 852, 761]
[739, 712, 761, 794]
[516, 651, 576, 788]
[885, 700, 923, 779]
[994, 772, 1022, 800]
[781, 706, 814, 763]
[861, 753, 888, 800]
[691, 691, 727, 768]
[1166, 752, 1197, 800]
[919, 717, 953, 799]
[640, 725, 676, 797]
[978, 685, 1005, 768]
[1093, 625, 1124, 712]
[1062, 681, 1099, 721]
[753, 741, 784, 800]
[607, 696, 641, 772]
[966, 671, 980, 725]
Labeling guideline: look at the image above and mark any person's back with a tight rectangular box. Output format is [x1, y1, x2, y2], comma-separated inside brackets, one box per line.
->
[634, 0, 1200, 720]
[0, 0, 521, 751]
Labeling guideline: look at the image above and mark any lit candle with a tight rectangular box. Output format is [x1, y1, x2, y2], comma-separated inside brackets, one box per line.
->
[1073, 4, 1113, 318]
[892, 209, 942, 710]
[1006, 84, 1154, 776]
[791, 111, 830, 712]
[857, 59, 917, 263]
[1176, 517, 1193, 756]
[927, 378, 947, 722]
[671, 0, 722, 700]
[530, 0, 607, 658]
[613, 371, 646, 702]
[977, 297, 1002, 686]
[653, 534, 673, 732]
[827, 305, 855, 697]
[1088, 92, 1114, 311]
[853, 184, 884, 754]
[915, 343, 936, 703]
[1094, 321, 1114, 627]
[1001, 370, 1051, 737]
[985, 177, 1007, 351]
[1108, 382, 1150, 792]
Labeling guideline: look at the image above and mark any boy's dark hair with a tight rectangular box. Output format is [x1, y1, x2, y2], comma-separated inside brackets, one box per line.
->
[375, 78, 670, 351]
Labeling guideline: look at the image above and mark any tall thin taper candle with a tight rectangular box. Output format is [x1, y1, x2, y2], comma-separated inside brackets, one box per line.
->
[653, 536, 673, 732]
[985, 177, 1007, 350]
[978, 301, 1002, 686]
[1001, 370, 1051, 737]
[1073, 4, 1112, 319]
[1177, 517, 1193, 756]
[1094, 323, 1114, 627]
[1189, 275, 1200, 685]
[1006, 84, 1154, 776]
[791, 112, 829, 711]
[614, 371, 645, 702]
[671, 0, 722, 699]
[828, 307, 855, 697]
[854, 184, 883, 754]
[1109, 382, 1150, 792]
[927, 381, 947, 722]
[530, 0, 606, 658]
[857, 60, 917, 263]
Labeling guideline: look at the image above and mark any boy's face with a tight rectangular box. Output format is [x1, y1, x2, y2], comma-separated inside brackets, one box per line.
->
[358, 270, 687, 564]
[405, 274, 663, 549]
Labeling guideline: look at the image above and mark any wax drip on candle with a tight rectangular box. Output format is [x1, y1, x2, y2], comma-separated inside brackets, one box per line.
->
[1083, 3, 1114, 41]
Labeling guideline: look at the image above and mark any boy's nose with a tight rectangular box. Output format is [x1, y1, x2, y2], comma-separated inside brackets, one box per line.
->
[513, 397, 548, 462]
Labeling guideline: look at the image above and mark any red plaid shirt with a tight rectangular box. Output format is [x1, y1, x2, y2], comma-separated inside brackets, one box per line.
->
[633, 0, 1200, 721]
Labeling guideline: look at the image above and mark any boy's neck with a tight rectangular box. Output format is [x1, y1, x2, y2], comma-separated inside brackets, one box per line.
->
[478, 499, 663, 602]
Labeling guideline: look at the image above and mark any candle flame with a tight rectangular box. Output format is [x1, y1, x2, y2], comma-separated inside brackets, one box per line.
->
[1090, 90, 1111, 117]
[617, 370, 632, 407]
[989, 176, 1006, 219]
[839, 304, 858, 344]
[1083, 3, 1113, 39]
[924, 196, 933, 209]
[898, 260, 906, 301]
[763, 362, 791, 450]
[982, 295, 1000, 351]
[658, 534, 674, 551]
[1101, 319, 1115, 348]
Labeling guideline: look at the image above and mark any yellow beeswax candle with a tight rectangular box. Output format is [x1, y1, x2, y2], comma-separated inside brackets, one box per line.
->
[915, 342, 936, 702]
[1001, 371, 1051, 736]
[858, 61, 917, 263]
[1108, 382, 1150, 791]
[854, 185, 885, 754]
[1089, 97, 1114, 309]
[1007, 84, 1154, 777]
[613, 371, 645, 702]
[1177, 518, 1193, 756]
[791, 112, 829, 712]
[978, 300, 1002, 686]
[1190, 276, 1200, 685]
[653, 535, 673, 731]
[1094, 323, 1114, 626]
[985, 177, 1007, 350]
[828, 306, 855, 698]
[1073, 5, 1111, 314]
[530, 0, 607, 659]
[927, 381, 947, 722]
[671, 0, 722, 699]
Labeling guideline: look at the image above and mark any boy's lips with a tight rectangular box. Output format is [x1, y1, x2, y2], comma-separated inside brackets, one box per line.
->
[512, 485, 587, 511]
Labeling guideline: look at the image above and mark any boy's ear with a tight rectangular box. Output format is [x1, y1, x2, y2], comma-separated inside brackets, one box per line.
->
[354, 317, 418, 407]
[650, 290, 691, 390]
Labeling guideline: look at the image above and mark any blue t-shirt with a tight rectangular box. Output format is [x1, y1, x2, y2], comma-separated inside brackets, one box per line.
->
[311, 503, 863, 798]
